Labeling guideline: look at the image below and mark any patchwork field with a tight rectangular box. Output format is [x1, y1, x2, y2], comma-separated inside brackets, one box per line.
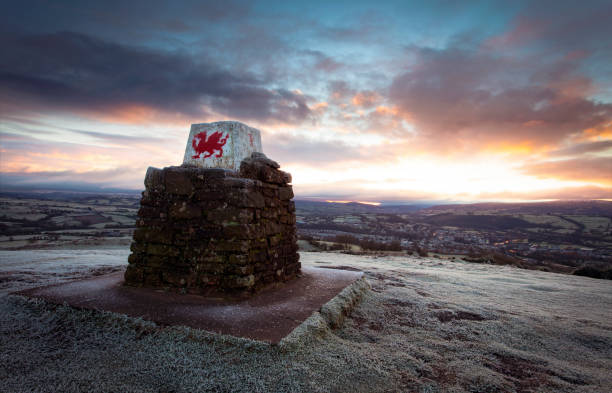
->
[1, 250, 611, 392]
[0, 194, 138, 249]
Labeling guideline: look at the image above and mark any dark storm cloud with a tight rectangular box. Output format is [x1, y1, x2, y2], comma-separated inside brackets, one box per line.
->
[491, 1, 612, 53]
[2, 0, 252, 36]
[0, 31, 313, 124]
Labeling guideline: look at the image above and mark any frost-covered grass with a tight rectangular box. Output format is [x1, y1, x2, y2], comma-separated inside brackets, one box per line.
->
[1, 250, 611, 392]
[0, 249, 128, 294]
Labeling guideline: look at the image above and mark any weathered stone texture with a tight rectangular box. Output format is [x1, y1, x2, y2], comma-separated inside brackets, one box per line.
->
[124, 153, 300, 296]
[182, 121, 263, 170]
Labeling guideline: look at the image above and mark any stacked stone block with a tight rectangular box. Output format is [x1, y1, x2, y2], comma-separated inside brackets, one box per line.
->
[124, 153, 300, 295]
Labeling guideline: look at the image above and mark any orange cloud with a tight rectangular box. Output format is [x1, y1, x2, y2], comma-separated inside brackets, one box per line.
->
[308, 101, 329, 116]
[374, 105, 398, 116]
[483, 141, 541, 155]
[550, 75, 594, 99]
[100, 104, 157, 124]
[522, 120, 545, 127]
[521, 157, 612, 185]
[325, 200, 381, 206]
[351, 91, 381, 107]
[465, 185, 612, 202]
[82, 104, 200, 126]
[578, 123, 612, 142]
[0, 130, 181, 184]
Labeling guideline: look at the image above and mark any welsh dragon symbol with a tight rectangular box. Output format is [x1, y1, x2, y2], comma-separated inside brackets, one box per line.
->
[191, 131, 228, 159]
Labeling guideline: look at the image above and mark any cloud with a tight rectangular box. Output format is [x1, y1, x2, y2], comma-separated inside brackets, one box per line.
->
[0, 130, 179, 177]
[2, 1, 612, 202]
[465, 185, 612, 202]
[486, 1, 612, 56]
[263, 132, 369, 166]
[0, 31, 314, 125]
[2, 1, 252, 40]
[0, 168, 143, 191]
[351, 91, 381, 108]
[65, 129, 168, 144]
[316, 9, 389, 45]
[302, 50, 344, 72]
[294, 183, 612, 204]
[550, 140, 612, 157]
[327, 80, 356, 104]
[0, 131, 37, 142]
[521, 157, 612, 184]
[389, 45, 612, 152]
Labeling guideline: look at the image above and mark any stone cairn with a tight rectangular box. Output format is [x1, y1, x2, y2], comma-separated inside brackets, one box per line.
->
[124, 121, 300, 296]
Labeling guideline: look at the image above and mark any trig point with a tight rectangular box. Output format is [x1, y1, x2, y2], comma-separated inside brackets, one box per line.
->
[19, 120, 367, 344]
[182, 121, 263, 170]
[124, 121, 300, 296]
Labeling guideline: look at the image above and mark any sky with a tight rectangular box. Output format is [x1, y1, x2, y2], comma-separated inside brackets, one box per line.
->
[1, 0, 611, 203]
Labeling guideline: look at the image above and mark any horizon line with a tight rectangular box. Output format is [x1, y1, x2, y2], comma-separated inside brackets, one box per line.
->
[1, 184, 611, 206]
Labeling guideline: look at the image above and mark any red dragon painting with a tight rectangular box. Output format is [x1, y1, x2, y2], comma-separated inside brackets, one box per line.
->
[191, 131, 229, 159]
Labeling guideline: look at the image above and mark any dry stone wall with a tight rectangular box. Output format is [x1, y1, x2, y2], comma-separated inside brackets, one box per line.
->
[124, 153, 300, 296]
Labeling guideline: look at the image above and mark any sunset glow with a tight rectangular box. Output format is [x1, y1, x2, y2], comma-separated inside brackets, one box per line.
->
[1, 1, 611, 202]
[325, 200, 382, 206]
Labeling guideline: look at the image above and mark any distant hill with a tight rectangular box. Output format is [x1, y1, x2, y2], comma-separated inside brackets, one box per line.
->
[294, 200, 431, 215]
[421, 200, 612, 216]
[295, 200, 612, 217]
[0, 190, 141, 201]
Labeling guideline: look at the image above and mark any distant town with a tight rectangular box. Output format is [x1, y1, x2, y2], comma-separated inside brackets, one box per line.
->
[296, 200, 612, 277]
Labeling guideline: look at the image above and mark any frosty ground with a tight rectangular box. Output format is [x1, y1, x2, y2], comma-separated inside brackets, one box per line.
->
[1, 250, 611, 392]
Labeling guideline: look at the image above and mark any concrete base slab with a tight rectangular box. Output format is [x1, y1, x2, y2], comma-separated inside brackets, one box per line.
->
[17, 267, 368, 344]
